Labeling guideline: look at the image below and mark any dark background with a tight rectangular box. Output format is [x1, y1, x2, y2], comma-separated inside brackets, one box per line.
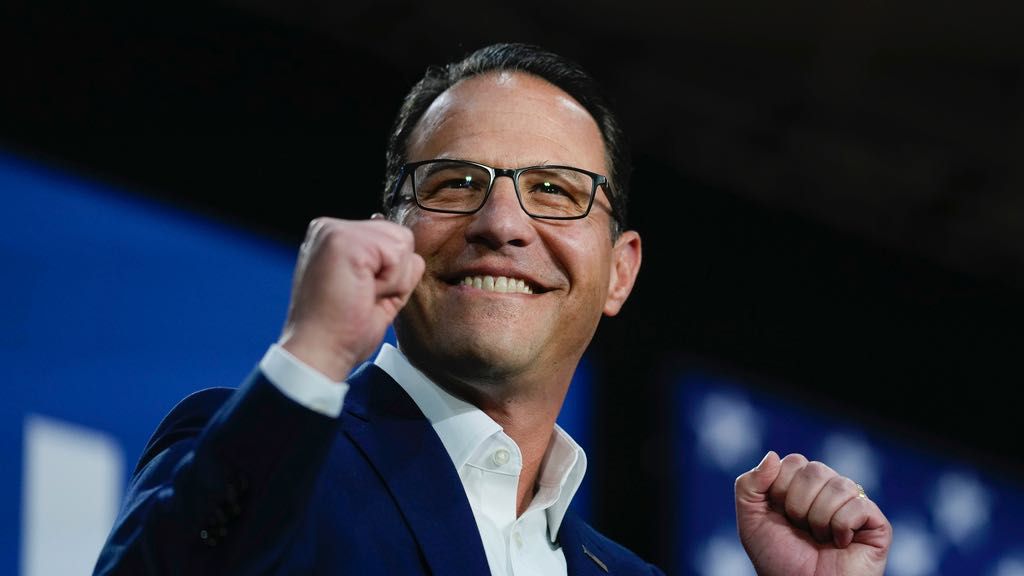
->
[4, 1, 1023, 568]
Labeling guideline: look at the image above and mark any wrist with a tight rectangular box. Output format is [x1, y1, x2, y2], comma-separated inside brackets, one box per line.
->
[278, 329, 358, 383]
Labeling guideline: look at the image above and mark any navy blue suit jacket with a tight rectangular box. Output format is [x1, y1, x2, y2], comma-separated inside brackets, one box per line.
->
[94, 362, 664, 575]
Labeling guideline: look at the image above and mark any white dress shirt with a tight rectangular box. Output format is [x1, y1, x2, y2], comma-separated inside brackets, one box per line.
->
[259, 343, 588, 576]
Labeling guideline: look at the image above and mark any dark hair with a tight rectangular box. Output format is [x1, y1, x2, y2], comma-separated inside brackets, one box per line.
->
[382, 43, 632, 234]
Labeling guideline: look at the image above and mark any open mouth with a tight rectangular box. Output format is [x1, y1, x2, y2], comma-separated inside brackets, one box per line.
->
[454, 275, 539, 294]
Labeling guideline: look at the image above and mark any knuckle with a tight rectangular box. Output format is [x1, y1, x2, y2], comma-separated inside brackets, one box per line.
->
[804, 460, 834, 480]
[309, 216, 333, 234]
[780, 453, 809, 467]
[320, 222, 345, 242]
[835, 476, 858, 494]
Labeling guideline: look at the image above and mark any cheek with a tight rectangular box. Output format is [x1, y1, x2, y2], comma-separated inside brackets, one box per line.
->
[406, 220, 466, 302]
[549, 230, 614, 295]
[407, 219, 451, 261]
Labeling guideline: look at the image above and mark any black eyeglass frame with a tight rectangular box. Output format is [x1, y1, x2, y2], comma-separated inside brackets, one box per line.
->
[389, 159, 615, 221]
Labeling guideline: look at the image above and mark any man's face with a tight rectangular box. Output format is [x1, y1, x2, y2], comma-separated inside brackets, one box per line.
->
[394, 71, 641, 389]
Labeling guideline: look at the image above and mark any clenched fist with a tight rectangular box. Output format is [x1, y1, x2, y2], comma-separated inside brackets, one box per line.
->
[278, 216, 425, 382]
[734, 451, 892, 576]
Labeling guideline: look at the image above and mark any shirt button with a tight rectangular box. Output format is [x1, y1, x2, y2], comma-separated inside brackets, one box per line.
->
[492, 448, 511, 466]
[513, 531, 523, 548]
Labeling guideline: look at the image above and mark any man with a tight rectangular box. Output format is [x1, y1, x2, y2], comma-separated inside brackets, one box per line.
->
[94, 43, 891, 575]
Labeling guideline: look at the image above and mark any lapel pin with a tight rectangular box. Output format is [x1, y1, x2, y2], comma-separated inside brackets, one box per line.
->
[582, 544, 609, 573]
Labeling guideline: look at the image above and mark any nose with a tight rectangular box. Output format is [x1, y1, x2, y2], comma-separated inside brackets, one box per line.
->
[464, 174, 537, 249]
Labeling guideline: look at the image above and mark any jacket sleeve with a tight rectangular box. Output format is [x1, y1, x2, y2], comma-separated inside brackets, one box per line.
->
[93, 367, 341, 575]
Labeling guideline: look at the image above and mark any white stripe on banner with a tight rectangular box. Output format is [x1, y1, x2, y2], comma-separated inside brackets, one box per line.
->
[21, 414, 123, 576]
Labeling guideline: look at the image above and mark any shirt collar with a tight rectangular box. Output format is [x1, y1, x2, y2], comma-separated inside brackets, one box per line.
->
[536, 424, 588, 541]
[373, 343, 587, 542]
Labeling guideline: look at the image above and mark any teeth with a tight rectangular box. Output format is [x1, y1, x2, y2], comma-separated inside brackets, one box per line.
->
[460, 275, 534, 294]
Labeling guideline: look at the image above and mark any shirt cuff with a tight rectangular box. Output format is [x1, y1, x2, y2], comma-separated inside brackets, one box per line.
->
[259, 344, 348, 418]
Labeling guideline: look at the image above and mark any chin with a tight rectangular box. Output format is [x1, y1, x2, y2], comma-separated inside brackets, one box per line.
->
[397, 309, 537, 374]
[433, 335, 534, 379]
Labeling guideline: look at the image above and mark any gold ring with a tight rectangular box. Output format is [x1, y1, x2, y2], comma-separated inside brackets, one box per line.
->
[856, 483, 867, 499]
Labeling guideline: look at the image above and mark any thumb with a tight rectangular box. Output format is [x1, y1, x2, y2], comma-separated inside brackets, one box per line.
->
[735, 450, 781, 506]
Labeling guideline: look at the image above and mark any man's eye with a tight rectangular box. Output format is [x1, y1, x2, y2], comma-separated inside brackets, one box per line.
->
[429, 175, 486, 192]
[443, 177, 477, 189]
[534, 181, 569, 196]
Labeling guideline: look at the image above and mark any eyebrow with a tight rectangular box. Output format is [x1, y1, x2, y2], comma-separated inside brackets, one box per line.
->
[431, 154, 554, 168]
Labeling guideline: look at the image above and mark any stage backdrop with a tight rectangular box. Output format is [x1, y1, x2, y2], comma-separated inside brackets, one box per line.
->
[0, 149, 596, 576]
[3, 148, 1021, 576]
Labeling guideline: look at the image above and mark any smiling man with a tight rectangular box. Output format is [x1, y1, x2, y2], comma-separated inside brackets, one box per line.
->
[95, 43, 891, 575]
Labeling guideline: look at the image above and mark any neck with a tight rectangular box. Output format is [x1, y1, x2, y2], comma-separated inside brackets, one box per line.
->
[482, 401, 560, 517]
[440, 374, 570, 517]
[399, 344, 578, 516]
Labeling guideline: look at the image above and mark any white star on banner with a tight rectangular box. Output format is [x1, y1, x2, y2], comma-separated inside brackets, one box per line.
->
[931, 471, 992, 549]
[695, 533, 756, 576]
[819, 433, 880, 494]
[693, 392, 763, 472]
[887, 517, 942, 576]
[991, 555, 1024, 576]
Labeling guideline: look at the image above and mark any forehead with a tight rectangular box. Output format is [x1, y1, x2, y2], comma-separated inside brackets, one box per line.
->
[407, 72, 607, 173]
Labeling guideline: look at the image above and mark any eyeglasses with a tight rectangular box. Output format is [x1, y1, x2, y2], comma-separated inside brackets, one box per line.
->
[390, 159, 613, 220]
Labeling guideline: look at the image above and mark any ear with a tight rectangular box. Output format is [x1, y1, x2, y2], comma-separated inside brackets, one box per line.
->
[603, 230, 642, 316]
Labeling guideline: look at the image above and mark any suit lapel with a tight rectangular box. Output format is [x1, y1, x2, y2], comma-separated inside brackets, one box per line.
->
[559, 512, 615, 576]
[342, 363, 490, 575]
